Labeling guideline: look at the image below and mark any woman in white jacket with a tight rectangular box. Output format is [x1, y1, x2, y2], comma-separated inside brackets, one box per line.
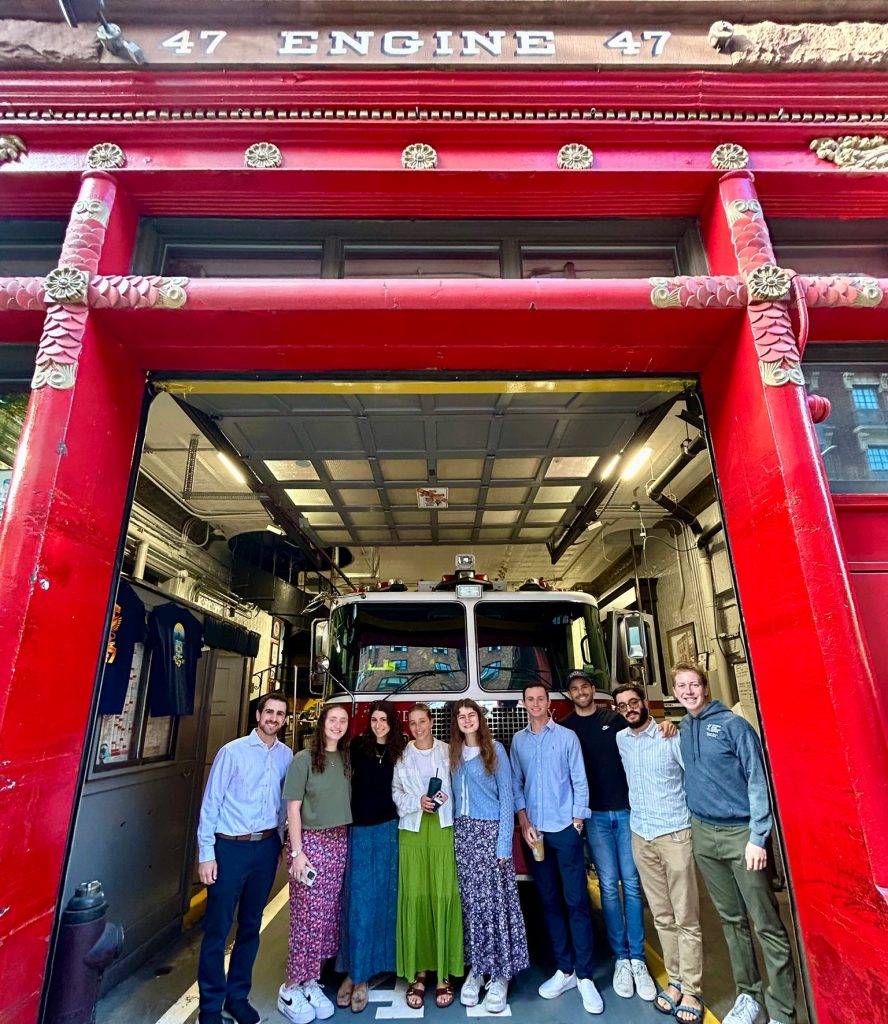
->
[392, 703, 464, 1010]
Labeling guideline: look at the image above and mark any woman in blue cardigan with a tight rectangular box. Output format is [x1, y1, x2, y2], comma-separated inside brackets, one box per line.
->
[449, 699, 529, 1014]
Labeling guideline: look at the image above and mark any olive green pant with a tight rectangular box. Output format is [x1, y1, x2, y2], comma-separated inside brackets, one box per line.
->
[691, 818, 796, 1024]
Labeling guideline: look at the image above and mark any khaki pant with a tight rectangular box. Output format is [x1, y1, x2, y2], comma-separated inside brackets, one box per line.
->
[691, 818, 796, 1024]
[631, 828, 704, 996]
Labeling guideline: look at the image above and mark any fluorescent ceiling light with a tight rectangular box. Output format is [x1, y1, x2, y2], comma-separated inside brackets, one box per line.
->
[620, 446, 653, 481]
[600, 454, 621, 480]
[266, 524, 285, 535]
[217, 451, 247, 485]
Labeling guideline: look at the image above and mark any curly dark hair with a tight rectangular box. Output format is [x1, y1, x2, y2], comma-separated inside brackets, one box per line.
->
[449, 699, 498, 776]
[310, 704, 351, 775]
[352, 700, 407, 764]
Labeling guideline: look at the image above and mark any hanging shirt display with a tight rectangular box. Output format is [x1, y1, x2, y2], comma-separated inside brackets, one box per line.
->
[98, 581, 148, 716]
[147, 603, 204, 717]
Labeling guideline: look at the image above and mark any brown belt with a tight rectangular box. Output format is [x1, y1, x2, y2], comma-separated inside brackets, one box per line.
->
[216, 828, 277, 842]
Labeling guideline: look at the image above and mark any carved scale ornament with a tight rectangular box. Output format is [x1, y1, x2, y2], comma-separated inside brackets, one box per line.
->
[26, 196, 189, 389]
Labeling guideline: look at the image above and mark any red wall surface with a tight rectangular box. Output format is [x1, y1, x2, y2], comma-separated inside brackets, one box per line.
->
[0, 69, 888, 1024]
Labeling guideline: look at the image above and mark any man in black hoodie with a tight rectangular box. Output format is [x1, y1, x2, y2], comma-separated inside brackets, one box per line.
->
[673, 662, 796, 1024]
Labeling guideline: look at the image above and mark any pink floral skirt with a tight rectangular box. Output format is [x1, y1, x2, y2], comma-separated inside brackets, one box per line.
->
[286, 826, 348, 985]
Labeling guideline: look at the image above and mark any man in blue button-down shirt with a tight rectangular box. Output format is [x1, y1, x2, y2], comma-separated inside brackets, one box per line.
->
[510, 684, 603, 1015]
[196, 691, 293, 1024]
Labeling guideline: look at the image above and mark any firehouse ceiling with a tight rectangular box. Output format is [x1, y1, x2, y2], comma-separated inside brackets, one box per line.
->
[142, 380, 712, 587]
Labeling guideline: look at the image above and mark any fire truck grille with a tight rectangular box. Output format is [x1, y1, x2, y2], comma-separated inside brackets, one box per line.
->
[429, 703, 528, 748]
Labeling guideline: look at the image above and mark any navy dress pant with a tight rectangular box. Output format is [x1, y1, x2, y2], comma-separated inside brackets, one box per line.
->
[529, 824, 596, 980]
[198, 833, 281, 1012]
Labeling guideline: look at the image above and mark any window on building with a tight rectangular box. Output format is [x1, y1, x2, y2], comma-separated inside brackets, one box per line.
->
[852, 386, 880, 410]
[771, 220, 888, 278]
[136, 219, 706, 279]
[867, 446, 888, 474]
[804, 355, 888, 493]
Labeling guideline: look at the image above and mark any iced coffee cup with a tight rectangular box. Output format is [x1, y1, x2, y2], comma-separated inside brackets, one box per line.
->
[531, 835, 545, 862]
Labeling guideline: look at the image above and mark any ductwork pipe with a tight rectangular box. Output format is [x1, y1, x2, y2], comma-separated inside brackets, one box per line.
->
[133, 539, 149, 580]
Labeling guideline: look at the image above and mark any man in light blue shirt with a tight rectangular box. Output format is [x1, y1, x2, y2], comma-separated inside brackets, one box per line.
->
[614, 682, 703, 1023]
[197, 691, 292, 1024]
[510, 683, 603, 1015]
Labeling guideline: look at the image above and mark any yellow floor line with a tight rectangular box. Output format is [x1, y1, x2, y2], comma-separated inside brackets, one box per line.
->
[182, 887, 207, 930]
[587, 876, 720, 1023]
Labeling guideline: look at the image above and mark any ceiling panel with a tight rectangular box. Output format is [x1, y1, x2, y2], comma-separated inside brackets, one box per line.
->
[162, 381, 699, 587]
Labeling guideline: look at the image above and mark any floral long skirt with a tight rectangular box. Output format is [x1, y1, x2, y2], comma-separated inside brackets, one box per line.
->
[454, 816, 529, 980]
[287, 826, 348, 985]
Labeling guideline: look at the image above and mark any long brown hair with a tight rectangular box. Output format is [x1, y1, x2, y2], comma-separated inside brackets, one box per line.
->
[310, 704, 351, 775]
[449, 699, 498, 775]
[353, 700, 407, 764]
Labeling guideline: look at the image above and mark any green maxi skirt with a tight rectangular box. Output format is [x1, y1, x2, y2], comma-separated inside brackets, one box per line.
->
[396, 812, 464, 981]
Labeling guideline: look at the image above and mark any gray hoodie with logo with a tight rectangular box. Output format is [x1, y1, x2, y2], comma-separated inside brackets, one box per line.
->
[679, 699, 772, 847]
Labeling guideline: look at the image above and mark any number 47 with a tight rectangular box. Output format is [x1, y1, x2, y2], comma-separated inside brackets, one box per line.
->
[160, 30, 228, 56]
[604, 30, 671, 58]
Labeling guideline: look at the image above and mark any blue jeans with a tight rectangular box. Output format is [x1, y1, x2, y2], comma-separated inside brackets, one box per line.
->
[198, 833, 281, 1012]
[529, 824, 596, 980]
[586, 810, 645, 960]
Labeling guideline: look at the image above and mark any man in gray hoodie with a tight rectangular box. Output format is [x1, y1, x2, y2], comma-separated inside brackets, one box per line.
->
[673, 662, 796, 1024]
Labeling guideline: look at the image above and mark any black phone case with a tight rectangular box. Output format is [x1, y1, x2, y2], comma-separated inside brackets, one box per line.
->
[426, 775, 443, 811]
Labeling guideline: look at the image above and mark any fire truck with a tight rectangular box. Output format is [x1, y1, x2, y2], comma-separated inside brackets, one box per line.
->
[309, 554, 612, 742]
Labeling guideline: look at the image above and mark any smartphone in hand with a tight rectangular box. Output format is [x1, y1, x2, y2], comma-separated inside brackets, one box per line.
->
[302, 866, 318, 886]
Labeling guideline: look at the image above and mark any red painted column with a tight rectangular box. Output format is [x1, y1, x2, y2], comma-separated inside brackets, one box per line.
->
[701, 172, 888, 1024]
[0, 174, 143, 1024]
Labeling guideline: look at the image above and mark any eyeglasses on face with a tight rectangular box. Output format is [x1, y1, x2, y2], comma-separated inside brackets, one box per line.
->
[615, 697, 643, 712]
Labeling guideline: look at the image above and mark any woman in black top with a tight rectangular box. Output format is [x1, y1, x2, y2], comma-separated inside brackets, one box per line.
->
[337, 701, 406, 1012]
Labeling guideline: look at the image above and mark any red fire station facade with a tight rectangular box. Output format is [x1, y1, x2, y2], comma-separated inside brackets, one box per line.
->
[1, 5, 888, 1023]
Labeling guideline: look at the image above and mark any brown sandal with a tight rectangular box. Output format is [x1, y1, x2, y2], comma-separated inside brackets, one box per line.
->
[435, 980, 455, 1009]
[351, 983, 370, 1013]
[337, 977, 355, 1008]
[406, 974, 426, 1009]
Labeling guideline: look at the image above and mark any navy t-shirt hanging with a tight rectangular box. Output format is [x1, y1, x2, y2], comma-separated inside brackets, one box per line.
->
[147, 603, 204, 717]
[98, 582, 148, 715]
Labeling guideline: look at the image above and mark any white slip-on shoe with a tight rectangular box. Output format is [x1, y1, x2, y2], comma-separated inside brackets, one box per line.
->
[577, 978, 604, 1015]
[612, 959, 633, 998]
[300, 980, 335, 1021]
[483, 978, 509, 1014]
[538, 969, 577, 999]
[460, 969, 484, 1007]
[630, 959, 657, 1001]
[723, 993, 768, 1024]
[277, 984, 316, 1024]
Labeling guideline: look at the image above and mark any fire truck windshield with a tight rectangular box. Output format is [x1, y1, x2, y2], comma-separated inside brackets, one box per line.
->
[475, 599, 609, 692]
[329, 601, 468, 693]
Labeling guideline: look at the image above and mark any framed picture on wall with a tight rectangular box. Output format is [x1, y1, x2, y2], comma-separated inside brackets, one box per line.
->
[666, 622, 698, 668]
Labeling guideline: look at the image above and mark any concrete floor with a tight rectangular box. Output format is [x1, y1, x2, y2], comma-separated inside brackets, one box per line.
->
[98, 869, 810, 1024]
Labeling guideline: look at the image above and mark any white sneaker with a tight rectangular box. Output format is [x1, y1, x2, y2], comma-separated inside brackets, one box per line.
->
[277, 984, 316, 1024]
[630, 959, 657, 1001]
[538, 969, 577, 999]
[461, 969, 484, 1007]
[483, 978, 509, 1014]
[723, 993, 768, 1024]
[612, 959, 633, 998]
[301, 980, 335, 1021]
[577, 977, 604, 1015]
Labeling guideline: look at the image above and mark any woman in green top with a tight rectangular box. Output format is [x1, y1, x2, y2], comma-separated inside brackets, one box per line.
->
[278, 705, 352, 1024]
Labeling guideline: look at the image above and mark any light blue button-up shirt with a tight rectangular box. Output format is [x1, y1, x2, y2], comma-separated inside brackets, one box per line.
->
[616, 717, 690, 841]
[197, 729, 293, 862]
[510, 718, 590, 833]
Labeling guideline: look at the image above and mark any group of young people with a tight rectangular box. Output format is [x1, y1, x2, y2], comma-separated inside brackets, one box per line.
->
[195, 661, 797, 1024]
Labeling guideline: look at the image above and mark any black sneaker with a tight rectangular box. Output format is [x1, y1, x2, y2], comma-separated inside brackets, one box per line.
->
[198, 1013, 224, 1024]
[222, 998, 261, 1024]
